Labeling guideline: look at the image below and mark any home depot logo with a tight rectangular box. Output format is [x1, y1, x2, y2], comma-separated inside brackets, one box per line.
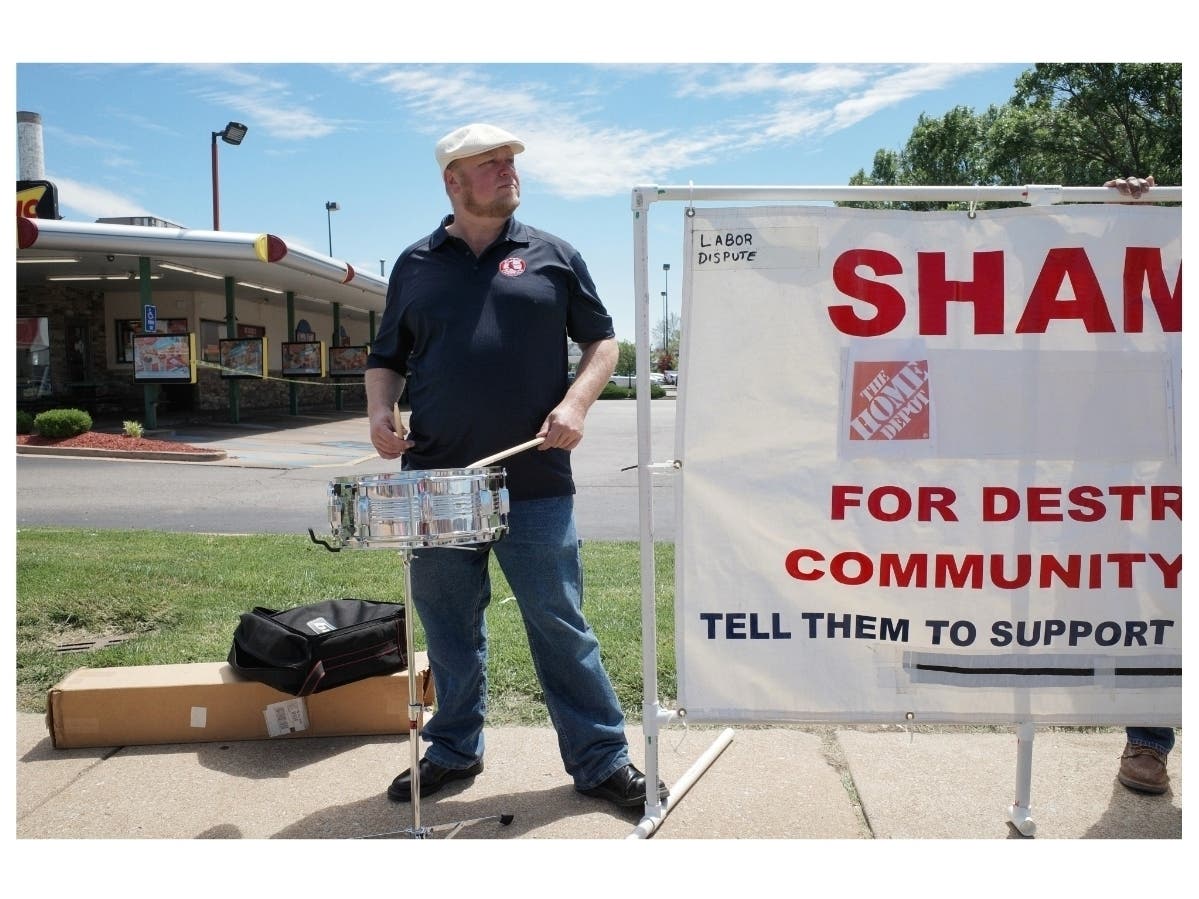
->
[847, 359, 930, 441]
[17, 179, 59, 219]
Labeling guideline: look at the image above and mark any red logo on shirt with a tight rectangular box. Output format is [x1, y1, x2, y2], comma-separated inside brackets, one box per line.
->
[499, 257, 526, 277]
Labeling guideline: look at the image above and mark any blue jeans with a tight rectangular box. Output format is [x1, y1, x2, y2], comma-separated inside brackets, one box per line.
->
[1127, 727, 1175, 755]
[409, 494, 631, 790]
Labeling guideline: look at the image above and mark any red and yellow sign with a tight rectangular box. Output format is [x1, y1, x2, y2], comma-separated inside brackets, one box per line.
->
[17, 180, 59, 219]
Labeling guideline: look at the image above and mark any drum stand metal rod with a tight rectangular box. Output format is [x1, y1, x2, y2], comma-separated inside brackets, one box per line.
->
[368, 547, 513, 840]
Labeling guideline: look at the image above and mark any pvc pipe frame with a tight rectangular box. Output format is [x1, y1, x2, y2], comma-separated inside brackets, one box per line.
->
[1009, 722, 1037, 837]
[624, 183, 1181, 839]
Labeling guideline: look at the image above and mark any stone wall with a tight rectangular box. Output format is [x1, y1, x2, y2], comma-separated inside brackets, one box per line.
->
[17, 282, 112, 412]
[194, 367, 366, 414]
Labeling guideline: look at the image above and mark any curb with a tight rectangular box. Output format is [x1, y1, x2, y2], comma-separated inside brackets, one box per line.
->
[16, 445, 228, 463]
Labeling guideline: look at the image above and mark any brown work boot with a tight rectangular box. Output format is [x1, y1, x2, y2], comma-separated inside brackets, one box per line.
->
[1117, 742, 1169, 794]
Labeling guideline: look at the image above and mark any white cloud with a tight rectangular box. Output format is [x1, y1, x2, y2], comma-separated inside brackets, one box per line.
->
[361, 64, 746, 197]
[49, 174, 161, 221]
[674, 63, 878, 98]
[185, 63, 343, 140]
[827, 63, 1000, 131]
[346, 62, 1010, 199]
[373, 66, 544, 129]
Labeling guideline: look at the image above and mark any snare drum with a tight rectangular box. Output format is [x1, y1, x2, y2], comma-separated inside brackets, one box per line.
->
[327, 468, 509, 550]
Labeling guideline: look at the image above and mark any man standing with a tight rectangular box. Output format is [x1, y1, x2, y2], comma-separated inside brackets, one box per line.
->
[365, 123, 664, 809]
[1103, 172, 1176, 797]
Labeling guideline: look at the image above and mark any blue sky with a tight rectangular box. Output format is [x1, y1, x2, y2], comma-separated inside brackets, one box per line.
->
[12, 60, 1028, 341]
[11, 4, 1180, 347]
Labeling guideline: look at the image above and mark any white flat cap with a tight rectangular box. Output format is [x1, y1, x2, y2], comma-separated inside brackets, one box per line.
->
[435, 123, 525, 172]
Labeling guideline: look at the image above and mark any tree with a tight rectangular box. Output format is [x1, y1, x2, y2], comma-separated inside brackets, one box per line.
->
[844, 105, 1007, 211]
[846, 149, 903, 210]
[903, 106, 993, 187]
[653, 311, 681, 361]
[1007, 63, 1181, 186]
[843, 63, 1181, 210]
[616, 340, 637, 377]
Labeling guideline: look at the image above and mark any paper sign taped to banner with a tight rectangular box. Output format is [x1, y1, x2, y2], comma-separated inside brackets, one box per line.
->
[674, 204, 1181, 725]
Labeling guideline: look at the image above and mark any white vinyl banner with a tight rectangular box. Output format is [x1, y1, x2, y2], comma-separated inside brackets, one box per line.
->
[675, 204, 1181, 725]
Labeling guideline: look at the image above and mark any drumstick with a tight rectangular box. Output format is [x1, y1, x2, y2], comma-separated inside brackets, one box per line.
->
[393, 404, 406, 438]
[468, 437, 545, 469]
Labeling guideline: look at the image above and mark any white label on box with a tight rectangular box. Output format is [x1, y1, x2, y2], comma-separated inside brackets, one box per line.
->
[190, 706, 207, 728]
[264, 698, 310, 737]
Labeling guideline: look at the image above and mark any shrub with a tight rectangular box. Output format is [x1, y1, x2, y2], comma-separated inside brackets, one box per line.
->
[17, 410, 35, 434]
[33, 408, 93, 439]
[597, 383, 666, 400]
[123, 420, 145, 438]
[630, 384, 666, 399]
[599, 383, 631, 400]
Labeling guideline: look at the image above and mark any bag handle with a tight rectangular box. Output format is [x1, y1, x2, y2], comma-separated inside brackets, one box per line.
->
[298, 661, 326, 697]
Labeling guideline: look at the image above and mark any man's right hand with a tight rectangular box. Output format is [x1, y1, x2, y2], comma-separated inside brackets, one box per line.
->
[364, 369, 413, 460]
[369, 409, 414, 460]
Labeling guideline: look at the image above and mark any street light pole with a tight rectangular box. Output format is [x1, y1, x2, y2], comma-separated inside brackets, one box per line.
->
[661, 292, 667, 356]
[325, 201, 340, 255]
[662, 263, 670, 356]
[324, 200, 343, 411]
[210, 121, 248, 231]
[209, 122, 248, 426]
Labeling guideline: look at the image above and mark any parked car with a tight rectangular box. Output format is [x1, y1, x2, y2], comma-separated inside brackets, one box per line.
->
[608, 372, 664, 388]
[663, 370, 678, 385]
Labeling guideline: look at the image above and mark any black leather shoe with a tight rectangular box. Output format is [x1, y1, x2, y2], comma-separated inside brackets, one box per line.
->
[578, 763, 669, 808]
[387, 757, 483, 802]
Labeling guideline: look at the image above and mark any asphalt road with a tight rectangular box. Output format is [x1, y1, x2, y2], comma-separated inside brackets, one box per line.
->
[15, 399, 678, 542]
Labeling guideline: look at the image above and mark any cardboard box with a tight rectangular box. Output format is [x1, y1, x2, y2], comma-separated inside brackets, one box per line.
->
[46, 652, 433, 749]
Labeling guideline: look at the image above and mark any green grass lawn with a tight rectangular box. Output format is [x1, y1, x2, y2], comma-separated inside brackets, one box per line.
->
[15, 528, 677, 723]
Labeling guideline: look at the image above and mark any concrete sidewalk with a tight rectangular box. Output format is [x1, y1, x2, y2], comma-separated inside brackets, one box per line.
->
[16, 713, 1180, 840]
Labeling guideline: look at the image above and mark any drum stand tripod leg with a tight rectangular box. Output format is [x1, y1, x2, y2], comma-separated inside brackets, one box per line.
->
[368, 548, 514, 840]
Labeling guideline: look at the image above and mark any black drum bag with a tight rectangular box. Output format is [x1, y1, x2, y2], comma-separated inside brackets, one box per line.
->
[228, 598, 407, 696]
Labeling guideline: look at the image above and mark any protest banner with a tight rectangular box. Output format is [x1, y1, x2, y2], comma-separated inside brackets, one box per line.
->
[675, 204, 1181, 725]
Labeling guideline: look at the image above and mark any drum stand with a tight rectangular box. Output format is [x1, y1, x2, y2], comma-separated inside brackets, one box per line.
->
[365, 547, 514, 840]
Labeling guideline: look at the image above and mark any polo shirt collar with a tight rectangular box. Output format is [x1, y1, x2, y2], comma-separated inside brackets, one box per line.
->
[431, 215, 530, 250]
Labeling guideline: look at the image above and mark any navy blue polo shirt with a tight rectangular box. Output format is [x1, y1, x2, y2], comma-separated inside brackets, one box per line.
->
[366, 216, 615, 500]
